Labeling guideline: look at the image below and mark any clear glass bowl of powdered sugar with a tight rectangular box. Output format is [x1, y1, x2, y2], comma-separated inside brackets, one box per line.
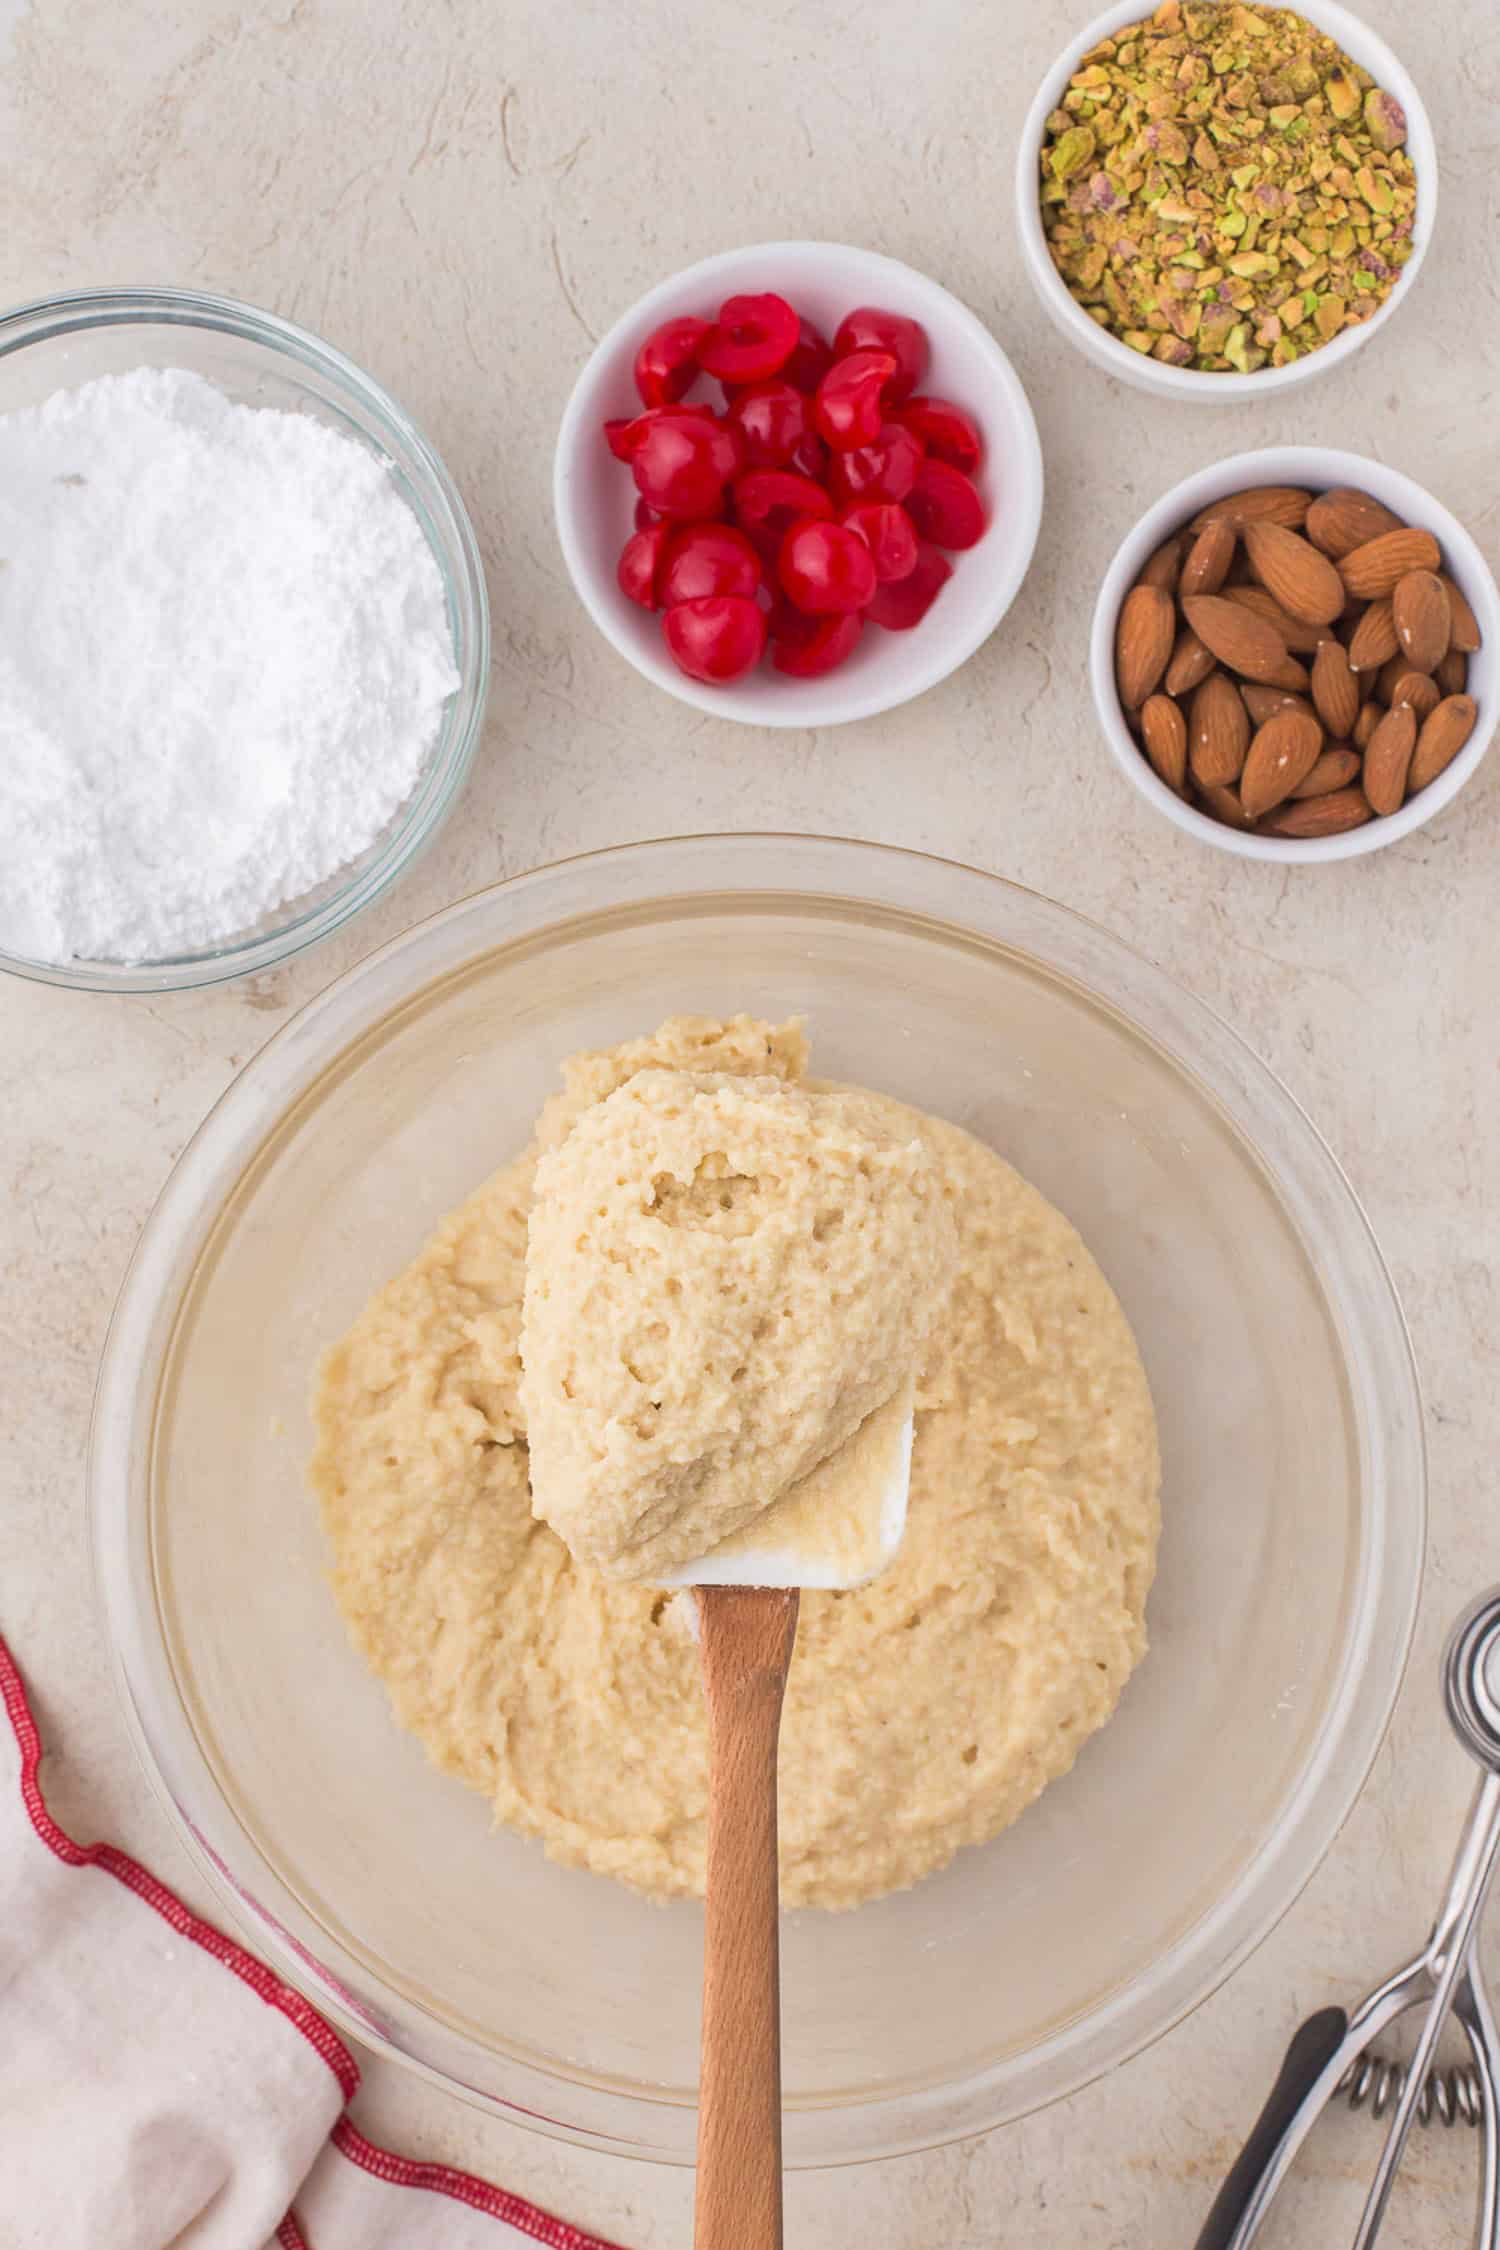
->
[0, 287, 489, 993]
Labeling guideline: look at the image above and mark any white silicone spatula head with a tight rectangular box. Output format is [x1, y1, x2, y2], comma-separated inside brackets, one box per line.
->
[655, 1379, 915, 1592]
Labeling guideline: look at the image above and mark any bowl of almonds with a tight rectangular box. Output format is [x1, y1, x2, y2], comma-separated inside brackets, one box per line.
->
[1091, 446, 1497, 858]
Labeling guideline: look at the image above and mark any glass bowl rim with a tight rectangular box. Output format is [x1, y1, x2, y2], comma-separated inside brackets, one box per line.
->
[0, 283, 490, 995]
[87, 832, 1426, 2164]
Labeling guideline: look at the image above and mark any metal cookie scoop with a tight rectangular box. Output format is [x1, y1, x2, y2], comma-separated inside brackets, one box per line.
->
[1197, 1587, 1500, 2250]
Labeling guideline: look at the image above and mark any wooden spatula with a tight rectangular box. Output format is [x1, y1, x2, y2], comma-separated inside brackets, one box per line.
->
[664, 1389, 916, 2250]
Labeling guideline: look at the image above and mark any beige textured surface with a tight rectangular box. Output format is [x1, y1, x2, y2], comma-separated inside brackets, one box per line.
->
[1, 0, 1496, 2240]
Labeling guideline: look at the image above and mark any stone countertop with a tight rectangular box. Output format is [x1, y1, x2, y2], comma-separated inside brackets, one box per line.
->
[2, 0, 1497, 2242]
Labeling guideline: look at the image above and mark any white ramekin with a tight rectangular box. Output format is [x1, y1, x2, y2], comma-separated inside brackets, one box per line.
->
[1016, 0, 1437, 402]
[554, 240, 1043, 727]
[1091, 446, 1498, 861]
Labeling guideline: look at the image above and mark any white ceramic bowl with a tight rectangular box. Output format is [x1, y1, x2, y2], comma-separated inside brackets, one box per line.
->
[1015, 0, 1437, 402]
[1091, 446, 1499, 862]
[553, 241, 1043, 726]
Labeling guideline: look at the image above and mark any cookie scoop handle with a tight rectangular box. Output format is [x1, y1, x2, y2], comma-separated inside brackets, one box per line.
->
[694, 1585, 800, 2250]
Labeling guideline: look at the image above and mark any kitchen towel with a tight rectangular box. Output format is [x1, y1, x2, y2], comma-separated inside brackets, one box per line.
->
[0, 1637, 624, 2250]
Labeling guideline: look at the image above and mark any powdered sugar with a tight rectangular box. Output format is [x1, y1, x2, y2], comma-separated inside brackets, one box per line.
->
[0, 367, 461, 965]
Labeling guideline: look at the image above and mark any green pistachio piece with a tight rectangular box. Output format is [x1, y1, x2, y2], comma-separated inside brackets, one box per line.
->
[1050, 125, 1097, 180]
[1325, 70, 1359, 119]
[1314, 291, 1345, 338]
[1224, 322, 1265, 371]
[1355, 165, 1394, 213]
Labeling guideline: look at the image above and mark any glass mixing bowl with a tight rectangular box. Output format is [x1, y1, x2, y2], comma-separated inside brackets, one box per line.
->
[89, 835, 1424, 2165]
[0, 286, 489, 994]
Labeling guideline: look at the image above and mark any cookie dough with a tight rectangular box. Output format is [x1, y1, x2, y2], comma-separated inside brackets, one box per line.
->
[520, 1067, 955, 1581]
[311, 1015, 1160, 1909]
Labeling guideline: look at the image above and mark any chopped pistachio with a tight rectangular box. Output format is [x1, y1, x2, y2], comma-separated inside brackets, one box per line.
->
[1325, 70, 1359, 119]
[1224, 322, 1266, 371]
[1039, 0, 1417, 373]
[1050, 125, 1097, 180]
[1363, 87, 1407, 152]
[1355, 165, 1395, 214]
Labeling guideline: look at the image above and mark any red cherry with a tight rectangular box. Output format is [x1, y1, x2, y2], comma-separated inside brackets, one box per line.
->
[771, 610, 864, 677]
[725, 380, 811, 469]
[840, 503, 918, 584]
[833, 307, 928, 403]
[663, 595, 766, 683]
[633, 315, 710, 408]
[764, 595, 818, 645]
[779, 518, 877, 616]
[604, 418, 638, 462]
[699, 293, 800, 383]
[617, 522, 672, 609]
[905, 460, 986, 550]
[866, 541, 952, 629]
[634, 497, 663, 529]
[896, 396, 983, 474]
[781, 317, 834, 394]
[814, 350, 897, 451]
[631, 410, 744, 518]
[826, 421, 924, 507]
[660, 523, 762, 605]
[732, 470, 833, 541]
[788, 432, 829, 482]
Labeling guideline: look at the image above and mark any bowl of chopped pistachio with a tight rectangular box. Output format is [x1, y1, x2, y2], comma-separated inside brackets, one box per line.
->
[1016, 0, 1435, 396]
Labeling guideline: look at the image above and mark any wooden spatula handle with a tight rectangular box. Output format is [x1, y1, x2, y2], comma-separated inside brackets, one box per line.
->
[694, 1586, 800, 2250]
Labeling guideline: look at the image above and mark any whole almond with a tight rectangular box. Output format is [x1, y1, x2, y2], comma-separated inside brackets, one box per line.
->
[1363, 702, 1418, 815]
[1190, 486, 1311, 533]
[1376, 650, 1413, 705]
[1310, 638, 1360, 738]
[1266, 652, 1312, 694]
[1189, 670, 1250, 787]
[1244, 521, 1346, 628]
[1165, 627, 1216, 697]
[1392, 569, 1451, 674]
[1140, 693, 1188, 793]
[1304, 487, 1406, 559]
[1387, 669, 1440, 724]
[1409, 694, 1478, 794]
[1291, 747, 1362, 798]
[1239, 709, 1324, 821]
[1225, 583, 1324, 654]
[1115, 583, 1175, 709]
[1437, 572, 1482, 654]
[1347, 598, 1398, 672]
[1241, 683, 1317, 727]
[1352, 700, 1381, 752]
[1340, 528, 1443, 602]
[1180, 519, 1236, 600]
[1195, 783, 1254, 830]
[1436, 647, 1469, 696]
[1261, 786, 1374, 838]
[1183, 595, 1293, 686]
[1137, 535, 1182, 594]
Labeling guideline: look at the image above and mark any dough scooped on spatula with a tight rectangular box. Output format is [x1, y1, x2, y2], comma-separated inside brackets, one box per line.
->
[520, 1067, 955, 1583]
